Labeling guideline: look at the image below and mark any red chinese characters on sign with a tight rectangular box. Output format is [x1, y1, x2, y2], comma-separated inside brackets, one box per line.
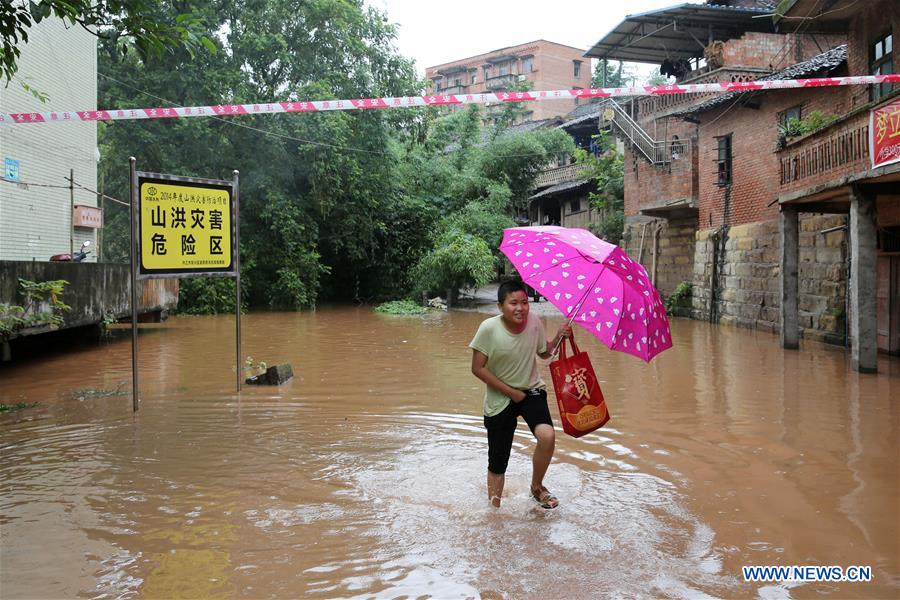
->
[871, 98, 900, 169]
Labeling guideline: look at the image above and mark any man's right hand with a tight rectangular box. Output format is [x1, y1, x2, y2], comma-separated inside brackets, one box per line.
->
[511, 390, 527, 403]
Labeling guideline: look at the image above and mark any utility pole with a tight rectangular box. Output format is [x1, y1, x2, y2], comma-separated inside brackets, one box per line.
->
[69, 168, 74, 256]
[98, 170, 104, 262]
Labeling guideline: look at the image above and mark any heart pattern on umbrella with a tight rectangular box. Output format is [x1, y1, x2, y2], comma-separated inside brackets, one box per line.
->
[500, 226, 672, 362]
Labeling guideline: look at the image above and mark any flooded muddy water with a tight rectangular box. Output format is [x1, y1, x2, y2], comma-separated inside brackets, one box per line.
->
[1, 307, 898, 599]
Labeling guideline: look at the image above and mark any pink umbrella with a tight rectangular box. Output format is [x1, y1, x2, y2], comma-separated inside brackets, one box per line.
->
[500, 226, 672, 362]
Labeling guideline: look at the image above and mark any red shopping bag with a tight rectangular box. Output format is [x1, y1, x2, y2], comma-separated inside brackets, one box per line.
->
[549, 337, 610, 438]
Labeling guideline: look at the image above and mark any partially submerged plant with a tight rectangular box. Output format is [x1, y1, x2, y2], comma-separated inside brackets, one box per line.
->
[244, 356, 268, 377]
[375, 300, 429, 315]
[0, 279, 70, 340]
[665, 281, 693, 314]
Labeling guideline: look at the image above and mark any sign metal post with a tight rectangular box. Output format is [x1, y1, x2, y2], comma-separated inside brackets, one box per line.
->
[129, 160, 240, 410]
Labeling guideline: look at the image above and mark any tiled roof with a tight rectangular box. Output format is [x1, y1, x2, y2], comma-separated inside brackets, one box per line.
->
[672, 44, 848, 117]
[529, 178, 592, 201]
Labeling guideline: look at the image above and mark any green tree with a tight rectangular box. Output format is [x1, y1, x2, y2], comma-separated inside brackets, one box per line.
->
[575, 132, 625, 244]
[592, 60, 629, 87]
[1, 0, 215, 86]
[411, 229, 496, 298]
[644, 67, 671, 86]
[98, 0, 421, 309]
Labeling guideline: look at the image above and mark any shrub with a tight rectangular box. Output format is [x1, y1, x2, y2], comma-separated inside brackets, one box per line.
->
[412, 229, 496, 297]
[374, 300, 428, 315]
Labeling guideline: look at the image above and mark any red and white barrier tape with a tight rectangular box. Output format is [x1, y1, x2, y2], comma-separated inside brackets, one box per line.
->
[3, 74, 899, 125]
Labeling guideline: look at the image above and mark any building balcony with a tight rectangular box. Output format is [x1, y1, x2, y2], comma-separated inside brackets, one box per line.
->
[633, 141, 699, 219]
[534, 162, 590, 188]
[637, 67, 772, 118]
[485, 74, 520, 91]
[777, 109, 870, 191]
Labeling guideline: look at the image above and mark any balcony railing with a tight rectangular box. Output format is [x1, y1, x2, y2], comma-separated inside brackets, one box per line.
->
[534, 162, 590, 188]
[485, 74, 519, 91]
[778, 111, 869, 187]
[440, 85, 468, 95]
[638, 67, 772, 117]
[600, 98, 683, 165]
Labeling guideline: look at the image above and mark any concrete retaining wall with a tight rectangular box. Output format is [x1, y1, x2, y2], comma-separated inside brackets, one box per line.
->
[622, 215, 697, 298]
[691, 214, 848, 343]
[1, 261, 178, 338]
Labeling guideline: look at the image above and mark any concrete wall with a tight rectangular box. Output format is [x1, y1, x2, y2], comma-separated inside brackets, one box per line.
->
[691, 214, 849, 343]
[0, 17, 98, 262]
[622, 216, 697, 301]
[1, 261, 178, 337]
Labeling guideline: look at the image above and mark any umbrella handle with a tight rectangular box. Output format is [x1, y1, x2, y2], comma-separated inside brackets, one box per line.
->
[548, 271, 602, 358]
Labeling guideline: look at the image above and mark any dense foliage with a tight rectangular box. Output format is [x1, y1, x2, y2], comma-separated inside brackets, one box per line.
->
[93, 0, 575, 311]
[1, 0, 213, 88]
[575, 132, 625, 245]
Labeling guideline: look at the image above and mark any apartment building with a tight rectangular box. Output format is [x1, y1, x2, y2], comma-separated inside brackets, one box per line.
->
[586, 0, 898, 372]
[425, 40, 589, 122]
[0, 16, 99, 262]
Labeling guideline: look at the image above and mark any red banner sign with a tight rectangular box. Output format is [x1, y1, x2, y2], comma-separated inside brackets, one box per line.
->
[870, 98, 900, 169]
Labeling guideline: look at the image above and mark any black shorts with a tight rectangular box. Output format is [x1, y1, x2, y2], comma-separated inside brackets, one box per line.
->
[483, 389, 553, 475]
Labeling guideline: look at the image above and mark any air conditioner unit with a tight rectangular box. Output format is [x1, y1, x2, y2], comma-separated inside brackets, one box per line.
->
[517, 74, 526, 81]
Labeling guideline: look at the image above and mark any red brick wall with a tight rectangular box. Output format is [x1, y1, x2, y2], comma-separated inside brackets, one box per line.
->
[624, 120, 698, 218]
[695, 75, 862, 228]
[846, 1, 900, 109]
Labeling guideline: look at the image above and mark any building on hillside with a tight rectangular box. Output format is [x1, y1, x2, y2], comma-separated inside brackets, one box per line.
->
[585, 0, 898, 372]
[528, 103, 610, 229]
[425, 40, 589, 123]
[0, 16, 100, 262]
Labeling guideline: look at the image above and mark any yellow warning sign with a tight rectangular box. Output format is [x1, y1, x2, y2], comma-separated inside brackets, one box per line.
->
[139, 180, 232, 274]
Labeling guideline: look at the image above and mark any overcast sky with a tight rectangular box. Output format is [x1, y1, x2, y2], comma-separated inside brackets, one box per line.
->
[370, 0, 682, 79]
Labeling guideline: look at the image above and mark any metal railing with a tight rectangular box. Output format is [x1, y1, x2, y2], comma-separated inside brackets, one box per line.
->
[600, 98, 671, 165]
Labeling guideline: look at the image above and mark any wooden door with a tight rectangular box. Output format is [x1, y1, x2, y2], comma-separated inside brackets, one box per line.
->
[876, 255, 900, 354]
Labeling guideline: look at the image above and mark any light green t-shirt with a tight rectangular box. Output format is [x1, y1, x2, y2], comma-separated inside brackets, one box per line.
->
[469, 313, 548, 417]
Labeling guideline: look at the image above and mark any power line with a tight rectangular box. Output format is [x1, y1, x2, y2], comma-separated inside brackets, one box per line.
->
[98, 72, 392, 156]
[0, 174, 129, 206]
[97, 72, 574, 160]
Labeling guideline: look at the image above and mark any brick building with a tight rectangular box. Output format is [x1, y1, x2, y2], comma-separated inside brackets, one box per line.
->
[425, 40, 589, 122]
[0, 17, 99, 262]
[586, 0, 898, 372]
[528, 103, 601, 229]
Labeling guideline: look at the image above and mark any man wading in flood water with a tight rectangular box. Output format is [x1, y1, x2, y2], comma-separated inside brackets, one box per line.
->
[469, 281, 572, 509]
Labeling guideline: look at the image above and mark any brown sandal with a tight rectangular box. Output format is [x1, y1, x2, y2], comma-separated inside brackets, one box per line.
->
[531, 486, 559, 509]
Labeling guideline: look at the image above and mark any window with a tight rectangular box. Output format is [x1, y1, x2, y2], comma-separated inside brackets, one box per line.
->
[716, 135, 732, 186]
[671, 135, 685, 160]
[484, 66, 491, 79]
[522, 56, 534, 73]
[432, 79, 441, 92]
[499, 62, 509, 76]
[573, 60, 582, 78]
[470, 70, 478, 85]
[778, 105, 802, 128]
[569, 198, 581, 213]
[871, 32, 894, 101]
[454, 78, 461, 88]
